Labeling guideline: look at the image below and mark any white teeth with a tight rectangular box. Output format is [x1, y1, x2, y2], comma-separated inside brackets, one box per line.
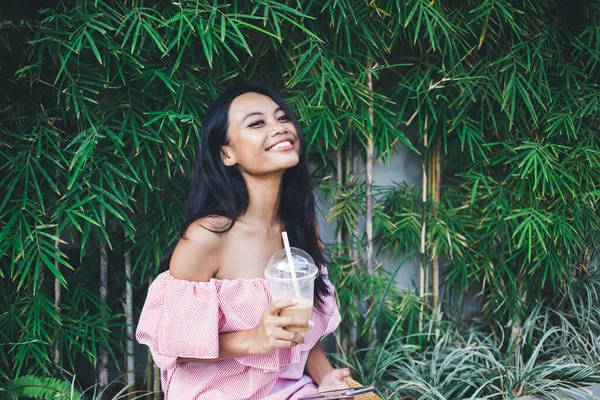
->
[268, 141, 292, 151]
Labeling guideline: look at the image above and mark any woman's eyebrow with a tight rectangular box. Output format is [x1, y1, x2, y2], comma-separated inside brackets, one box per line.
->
[242, 112, 264, 123]
[242, 107, 284, 123]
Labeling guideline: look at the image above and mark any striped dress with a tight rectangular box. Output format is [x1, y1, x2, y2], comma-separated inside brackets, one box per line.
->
[136, 268, 341, 399]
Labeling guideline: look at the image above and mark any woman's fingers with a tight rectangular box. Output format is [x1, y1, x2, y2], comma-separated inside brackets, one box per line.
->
[273, 339, 297, 349]
[273, 315, 312, 328]
[270, 328, 304, 344]
[317, 369, 351, 393]
[274, 329, 304, 344]
[287, 331, 305, 345]
[331, 368, 351, 380]
[273, 333, 304, 348]
[258, 301, 313, 352]
[264, 325, 305, 344]
[267, 299, 298, 315]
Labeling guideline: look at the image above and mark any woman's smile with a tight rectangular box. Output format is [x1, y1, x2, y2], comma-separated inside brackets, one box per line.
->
[266, 139, 295, 152]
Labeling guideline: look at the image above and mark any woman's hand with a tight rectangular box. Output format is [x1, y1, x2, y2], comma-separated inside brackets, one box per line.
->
[247, 299, 313, 355]
[318, 368, 351, 393]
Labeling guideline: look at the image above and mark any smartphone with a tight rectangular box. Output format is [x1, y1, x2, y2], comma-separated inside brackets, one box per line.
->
[297, 386, 376, 399]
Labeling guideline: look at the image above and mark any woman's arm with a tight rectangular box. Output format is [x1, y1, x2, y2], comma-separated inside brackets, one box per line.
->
[306, 342, 351, 392]
[179, 300, 311, 364]
[305, 342, 334, 385]
[179, 330, 252, 363]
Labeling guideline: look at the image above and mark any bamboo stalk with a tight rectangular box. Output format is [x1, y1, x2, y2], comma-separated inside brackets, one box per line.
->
[350, 137, 363, 351]
[124, 238, 135, 394]
[341, 138, 357, 353]
[146, 272, 154, 395]
[145, 271, 161, 399]
[419, 129, 428, 332]
[365, 59, 375, 347]
[38, 263, 45, 290]
[365, 60, 374, 277]
[53, 138, 62, 368]
[432, 136, 441, 309]
[352, 138, 359, 183]
[346, 138, 354, 260]
[336, 145, 348, 352]
[337, 151, 343, 249]
[53, 235, 61, 367]
[153, 362, 161, 400]
[146, 348, 152, 393]
[99, 247, 109, 389]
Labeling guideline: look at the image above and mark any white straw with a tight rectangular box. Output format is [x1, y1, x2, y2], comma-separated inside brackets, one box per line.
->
[282, 231, 302, 300]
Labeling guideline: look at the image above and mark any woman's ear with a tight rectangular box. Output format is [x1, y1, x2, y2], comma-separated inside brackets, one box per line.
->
[220, 145, 236, 167]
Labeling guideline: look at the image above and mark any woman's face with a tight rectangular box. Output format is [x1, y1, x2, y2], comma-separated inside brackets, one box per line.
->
[221, 92, 300, 176]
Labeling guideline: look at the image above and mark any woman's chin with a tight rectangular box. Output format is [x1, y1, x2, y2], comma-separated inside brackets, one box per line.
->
[269, 155, 300, 170]
[238, 154, 300, 176]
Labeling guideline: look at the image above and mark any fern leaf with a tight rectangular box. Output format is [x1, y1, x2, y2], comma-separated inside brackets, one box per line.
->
[0, 375, 80, 400]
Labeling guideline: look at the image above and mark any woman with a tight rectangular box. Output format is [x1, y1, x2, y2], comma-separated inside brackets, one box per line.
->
[136, 84, 351, 399]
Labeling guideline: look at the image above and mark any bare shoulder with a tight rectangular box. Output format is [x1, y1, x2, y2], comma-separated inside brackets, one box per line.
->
[169, 217, 230, 282]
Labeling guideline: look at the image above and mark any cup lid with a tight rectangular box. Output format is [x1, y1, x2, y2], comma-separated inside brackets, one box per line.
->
[265, 247, 318, 281]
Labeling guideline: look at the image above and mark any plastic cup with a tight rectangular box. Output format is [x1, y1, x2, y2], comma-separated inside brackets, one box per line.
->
[265, 247, 318, 333]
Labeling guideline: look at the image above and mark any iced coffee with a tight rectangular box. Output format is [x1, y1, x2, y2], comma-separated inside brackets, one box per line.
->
[265, 247, 318, 334]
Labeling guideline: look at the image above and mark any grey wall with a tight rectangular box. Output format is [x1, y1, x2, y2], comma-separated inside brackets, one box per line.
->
[315, 142, 423, 290]
[315, 142, 484, 318]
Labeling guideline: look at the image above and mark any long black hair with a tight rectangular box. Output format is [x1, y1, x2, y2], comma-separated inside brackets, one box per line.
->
[160, 83, 330, 310]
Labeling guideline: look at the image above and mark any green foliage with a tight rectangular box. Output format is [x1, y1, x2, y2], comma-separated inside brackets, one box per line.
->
[327, 244, 439, 347]
[0, 283, 124, 376]
[0, 375, 80, 400]
[337, 288, 600, 399]
[0, 0, 599, 392]
[523, 273, 600, 369]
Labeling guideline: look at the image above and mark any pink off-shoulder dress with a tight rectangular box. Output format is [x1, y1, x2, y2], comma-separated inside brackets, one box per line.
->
[136, 268, 341, 399]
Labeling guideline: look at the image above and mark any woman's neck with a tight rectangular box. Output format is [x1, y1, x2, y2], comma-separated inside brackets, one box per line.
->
[240, 172, 283, 232]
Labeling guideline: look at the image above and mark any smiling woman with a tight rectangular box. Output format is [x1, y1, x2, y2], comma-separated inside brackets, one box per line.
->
[136, 84, 352, 399]
[221, 92, 300, 175]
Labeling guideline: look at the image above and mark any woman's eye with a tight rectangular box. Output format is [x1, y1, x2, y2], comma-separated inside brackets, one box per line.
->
[278, 115, 290, 121]
[248, 120, 264, 128]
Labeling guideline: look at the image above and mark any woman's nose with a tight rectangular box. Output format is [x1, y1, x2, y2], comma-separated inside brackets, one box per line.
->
[270, 122, 287, 136]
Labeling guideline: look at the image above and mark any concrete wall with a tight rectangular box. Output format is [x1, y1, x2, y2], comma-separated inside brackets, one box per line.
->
[315, 142, 423, 287]
[315, 142, 485, 318]
[315, 142, 429, 295]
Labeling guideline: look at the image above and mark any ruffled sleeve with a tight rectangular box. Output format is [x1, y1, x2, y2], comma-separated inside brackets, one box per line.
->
[136, 272, 224, 370]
